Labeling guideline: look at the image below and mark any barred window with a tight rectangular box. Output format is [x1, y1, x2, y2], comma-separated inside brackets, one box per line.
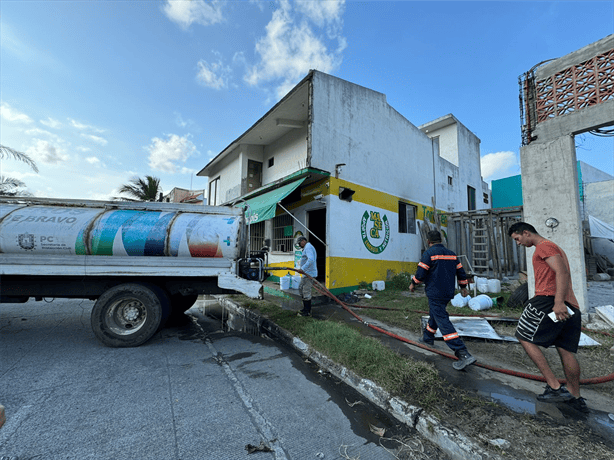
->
[248, 221, 265, 252]
[273, 214, 294, 253]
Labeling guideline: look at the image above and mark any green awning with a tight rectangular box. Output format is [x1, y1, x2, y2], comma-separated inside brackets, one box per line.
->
[237, 178, 305, 224]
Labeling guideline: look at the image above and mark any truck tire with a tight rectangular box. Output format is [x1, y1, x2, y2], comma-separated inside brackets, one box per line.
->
[507, 282, 529, 310]
[91, 283, 168, 347]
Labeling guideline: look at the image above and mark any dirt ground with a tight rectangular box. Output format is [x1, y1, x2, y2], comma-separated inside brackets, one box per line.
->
[357, 286, 614, 460]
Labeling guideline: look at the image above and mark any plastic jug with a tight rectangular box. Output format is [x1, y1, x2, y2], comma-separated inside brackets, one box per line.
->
[468, 294, 493, 311]
[487, 279, 501, 293]
[372, 280, 385, 291]
[291, 275, 302, 289]
[477, 282, 490, 294]
[280, 274, 291, 290]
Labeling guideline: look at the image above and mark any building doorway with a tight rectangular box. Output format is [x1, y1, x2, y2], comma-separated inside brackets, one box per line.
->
[307, 208, 326, 282]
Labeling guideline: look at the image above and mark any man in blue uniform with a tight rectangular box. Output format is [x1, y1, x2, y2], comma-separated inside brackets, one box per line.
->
[296, 235, 317, 317]
[409, 230, 476, 370]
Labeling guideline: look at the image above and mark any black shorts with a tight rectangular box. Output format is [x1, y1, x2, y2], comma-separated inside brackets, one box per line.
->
[515, 296, 581, 353]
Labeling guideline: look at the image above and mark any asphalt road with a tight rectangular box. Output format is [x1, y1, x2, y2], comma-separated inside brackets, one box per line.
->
[0, 298, 442, 460]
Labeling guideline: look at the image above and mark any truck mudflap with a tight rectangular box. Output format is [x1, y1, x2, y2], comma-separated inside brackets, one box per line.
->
[217, 274, 263, 299]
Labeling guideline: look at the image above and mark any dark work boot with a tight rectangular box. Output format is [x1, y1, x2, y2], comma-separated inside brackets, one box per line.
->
[453, 349, 477, 370]
[298, 300, 312, 317]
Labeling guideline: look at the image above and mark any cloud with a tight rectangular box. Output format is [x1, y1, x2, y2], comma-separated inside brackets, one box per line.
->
[26, 139, 69, 164]
[295, 0, 345, 28]
[40, 117, 62, 129]
[68, 118, 104, 133]
[85, 156, 101, 165]
[1, 102, 33, 123]
[196, 57, 232, 89]
[25, 128, 64, 144]
[245, 0, 346, 100]
[480, 151, 520, 183]
[80, 133, 108, 146]
[147, 134, 197, 173]
[162, 0, 224, 29]
[174, 112, 195, 128]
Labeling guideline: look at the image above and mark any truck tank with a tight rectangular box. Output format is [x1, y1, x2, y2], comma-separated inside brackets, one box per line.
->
[0, 202, 244, 260]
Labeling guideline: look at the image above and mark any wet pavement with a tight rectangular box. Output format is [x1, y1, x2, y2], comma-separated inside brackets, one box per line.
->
[0, 298, 447, 460]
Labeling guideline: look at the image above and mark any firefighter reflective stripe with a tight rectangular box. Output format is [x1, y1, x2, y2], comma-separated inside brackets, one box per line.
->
[412, 275, 422, 284]
[456, 262, 463, 269]
[443, 332, 460, 341]
[426, 324, 437, 334]
[418, 262, 430, 270]
[458, 279, 468, 285]
[431, 255, 457, 261]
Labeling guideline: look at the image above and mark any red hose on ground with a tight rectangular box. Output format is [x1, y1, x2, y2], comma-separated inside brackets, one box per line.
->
[267, 267, 614, 385]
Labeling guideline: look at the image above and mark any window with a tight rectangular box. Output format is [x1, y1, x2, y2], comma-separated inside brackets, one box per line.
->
[268, 157, 274, 168]
[483, 193, 489, 204]
[273, 213, 293, 252]
[248, 221, 265, 252]
[398, 202, 416, 234]
[448, 176, 453, 185]
[467, 186, 476, 211]
[209, 177, 220, 206]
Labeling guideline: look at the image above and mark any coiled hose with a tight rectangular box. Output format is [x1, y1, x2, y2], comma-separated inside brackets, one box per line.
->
[269, 267, 614, 385]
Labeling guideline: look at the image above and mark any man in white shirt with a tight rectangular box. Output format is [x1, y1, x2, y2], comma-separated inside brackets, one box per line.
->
[296, 236, 318, 316]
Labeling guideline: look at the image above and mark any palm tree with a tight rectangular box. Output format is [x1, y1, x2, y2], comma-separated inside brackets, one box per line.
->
[0, 176, 33, 196]
[115, 175, 162, 202]
[0, 145, 39, 196]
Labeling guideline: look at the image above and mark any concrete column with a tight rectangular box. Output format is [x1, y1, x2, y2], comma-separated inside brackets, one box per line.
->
[520, 135, 588, 314]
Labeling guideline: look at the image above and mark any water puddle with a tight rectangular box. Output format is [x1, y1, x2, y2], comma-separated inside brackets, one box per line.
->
[194, 296, 259, 336]
[489, 392, 535, 414]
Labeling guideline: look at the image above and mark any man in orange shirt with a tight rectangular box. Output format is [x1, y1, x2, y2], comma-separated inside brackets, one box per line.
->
[508, 222, 587, 413]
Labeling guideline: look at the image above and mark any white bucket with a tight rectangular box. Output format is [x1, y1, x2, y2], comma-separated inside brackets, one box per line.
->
[468, 294, 493, 311]
[477, 283, 489, 294]
[291, 275, 302, 289]
[487, 279, 501, 293]
[280, 275, 291, 290]
[372, 280, 385, 291]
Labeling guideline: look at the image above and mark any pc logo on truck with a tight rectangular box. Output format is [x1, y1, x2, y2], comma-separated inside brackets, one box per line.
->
[361, 210, 389, 254]
[17, 232, 36, 251]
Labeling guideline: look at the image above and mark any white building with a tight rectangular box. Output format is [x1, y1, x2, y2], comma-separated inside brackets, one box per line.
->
[198, 71, 490, 293]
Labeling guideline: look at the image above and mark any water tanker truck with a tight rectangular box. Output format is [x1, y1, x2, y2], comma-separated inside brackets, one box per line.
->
[0, 197, 267, 347]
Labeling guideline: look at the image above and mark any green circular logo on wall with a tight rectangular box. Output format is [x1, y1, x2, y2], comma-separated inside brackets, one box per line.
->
[361, 210, 390, 254]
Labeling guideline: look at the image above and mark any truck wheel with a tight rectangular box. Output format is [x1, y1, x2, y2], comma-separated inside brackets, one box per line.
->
[91, 283, 168, 347]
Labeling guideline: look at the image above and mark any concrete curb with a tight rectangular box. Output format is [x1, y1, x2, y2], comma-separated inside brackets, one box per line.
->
[205, 297, 502, 460]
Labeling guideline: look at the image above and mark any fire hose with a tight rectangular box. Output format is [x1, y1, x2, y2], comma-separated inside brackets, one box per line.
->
[268, 267, 614, 385]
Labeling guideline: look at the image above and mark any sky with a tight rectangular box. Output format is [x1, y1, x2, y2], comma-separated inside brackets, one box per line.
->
[1, 0, 613, 201]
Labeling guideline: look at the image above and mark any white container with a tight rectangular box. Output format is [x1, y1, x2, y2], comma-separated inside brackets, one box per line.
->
[372, 280, 385, 291]
[477, 283, 490, 294]
[468, 294, 493, 311]
[487, 279, 501, 293]
[291, 275, 302, 289]
[451, 292, 470, 307]
[280, 275, 291, 290]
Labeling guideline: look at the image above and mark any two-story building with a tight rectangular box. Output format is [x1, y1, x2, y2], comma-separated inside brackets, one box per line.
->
[198, 70, 490, 294]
